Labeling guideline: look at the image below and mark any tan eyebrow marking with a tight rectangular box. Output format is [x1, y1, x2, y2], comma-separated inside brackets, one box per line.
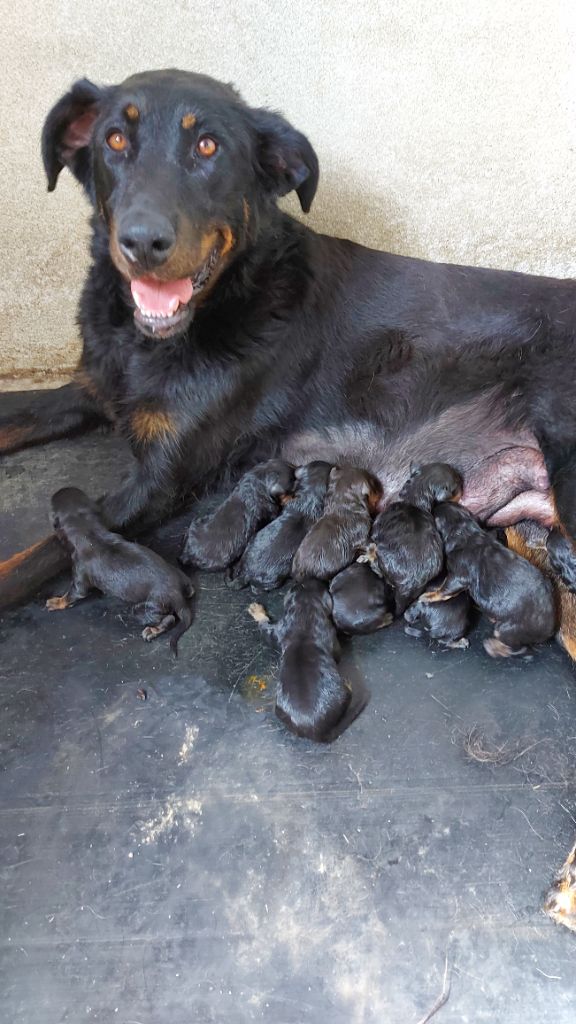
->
[125, 104, 139, 121]
[181, 112, 197, 130]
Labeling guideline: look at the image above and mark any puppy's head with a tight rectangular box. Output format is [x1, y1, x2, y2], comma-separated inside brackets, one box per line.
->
[401, 462, 463, 508]
[328, 466, 382, 511]
[252, 460, 295, 499]
[434, 501, 474, 544]
[294, 460, 333, 494]
[50, 487, 98, 531]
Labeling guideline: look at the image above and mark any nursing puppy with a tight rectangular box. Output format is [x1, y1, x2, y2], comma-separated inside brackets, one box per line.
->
[248, 579, 365, 742]
[425, 502, 556, 657]
[404, 576, 471, 648]
[363, 462, 462, 615]
[292, 466, 381, 581]
[227, 461, 332, 590]
[329, 563, 394, 635]
[180, 460, 295, 571]
[47, 488, 194, 653]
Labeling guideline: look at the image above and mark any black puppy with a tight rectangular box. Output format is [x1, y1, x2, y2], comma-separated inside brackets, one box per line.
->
[248, 579, 365, 742]
[547, 528, 576, 591]
[180, 460, 295, 571]
[227, 461, 333, 590]
[47, 488, 194, 653]
[329, 563, 394, 635]
[362, 462, 462, 615]
[424, 502, 556, 657]
[404, 575, 471, 648]
[292, 466, 381, 581]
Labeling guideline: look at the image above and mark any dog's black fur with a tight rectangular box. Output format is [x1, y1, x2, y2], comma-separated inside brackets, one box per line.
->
[248, 580, 365, 742]
[227, 461, 332, 590]
[546, 528, 576, 592]
[429, 502, 556, 657]
[329, 563, 394, 635]
[4, 69, 576, 617]
[292, 466, 380, 581]
[180, 460, 294, 570]
[404, 576, 471, 647]
[365, 463, 461, 615]
[48, 487, 194, 653]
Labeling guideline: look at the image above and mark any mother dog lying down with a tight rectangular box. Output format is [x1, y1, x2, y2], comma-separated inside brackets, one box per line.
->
[1, 67, 576, 652]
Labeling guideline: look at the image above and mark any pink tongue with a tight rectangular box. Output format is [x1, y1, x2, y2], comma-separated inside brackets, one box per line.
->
[131, 276, 194, 316]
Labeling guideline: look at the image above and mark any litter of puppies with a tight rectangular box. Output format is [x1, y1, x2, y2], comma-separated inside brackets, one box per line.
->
[46, 461, 558, 741]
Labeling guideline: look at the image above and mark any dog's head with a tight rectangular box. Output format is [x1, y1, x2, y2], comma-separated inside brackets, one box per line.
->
[42, 69, 319, 340]
[50, 486, 98, 532]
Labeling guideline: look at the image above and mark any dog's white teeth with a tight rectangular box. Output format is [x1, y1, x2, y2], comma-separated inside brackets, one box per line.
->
[168, 298, 180, 314]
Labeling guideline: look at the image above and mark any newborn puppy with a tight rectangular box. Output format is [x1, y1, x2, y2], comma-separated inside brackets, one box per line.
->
[227, 461, 333, 590]
[329, 563, 394, 635]
[425, 502, 556, 657]
[47, 488, 194, 653]
[291, 466, 381, 581]
[180, 459, 295, 570]
[248, 579, 366, 742]
[362, 462, 462, 615]
[404, 576, 471, 648]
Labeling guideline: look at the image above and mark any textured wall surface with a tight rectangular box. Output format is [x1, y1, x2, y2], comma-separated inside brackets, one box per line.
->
[1, 0, 576, 383]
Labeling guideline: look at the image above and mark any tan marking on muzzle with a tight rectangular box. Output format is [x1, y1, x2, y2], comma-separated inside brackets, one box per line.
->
[131, 408, 176, 443]
[181, 112, 197, 129]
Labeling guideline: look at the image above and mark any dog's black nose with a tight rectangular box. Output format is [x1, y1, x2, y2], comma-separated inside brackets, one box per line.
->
[117, 215, 176, 269]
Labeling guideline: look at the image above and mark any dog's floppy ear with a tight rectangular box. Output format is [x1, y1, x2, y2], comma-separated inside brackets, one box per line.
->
[42, 78, 104, 193]
[249, 108, 319, 212]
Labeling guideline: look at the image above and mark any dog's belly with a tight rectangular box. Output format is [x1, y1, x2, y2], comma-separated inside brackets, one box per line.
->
[281, 395, 554, 528]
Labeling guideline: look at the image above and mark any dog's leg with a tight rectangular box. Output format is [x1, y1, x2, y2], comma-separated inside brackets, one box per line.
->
[0, 382, 107, 455]
[46, 571, 92, 611]
[421, 576, 466, 603]
[248, 602, 277, 640]
[142, 613, 177, 642]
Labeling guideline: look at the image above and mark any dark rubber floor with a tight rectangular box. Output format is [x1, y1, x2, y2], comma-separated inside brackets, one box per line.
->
[1, 424, 576, 1023]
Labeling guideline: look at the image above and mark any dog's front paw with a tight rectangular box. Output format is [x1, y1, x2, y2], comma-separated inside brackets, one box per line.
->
[46, 595, 70, 611]
[248, 602, 269, 624]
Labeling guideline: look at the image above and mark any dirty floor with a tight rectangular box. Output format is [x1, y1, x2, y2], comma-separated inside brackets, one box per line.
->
[1, 421, 575, 1023]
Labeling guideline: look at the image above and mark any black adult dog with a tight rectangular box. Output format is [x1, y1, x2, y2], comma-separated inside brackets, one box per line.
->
[2, 68, 576, 653]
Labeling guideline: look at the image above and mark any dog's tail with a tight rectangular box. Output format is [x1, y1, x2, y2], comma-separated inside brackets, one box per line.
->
[0, 534, 69, 612]
[169, 599, 195, 657]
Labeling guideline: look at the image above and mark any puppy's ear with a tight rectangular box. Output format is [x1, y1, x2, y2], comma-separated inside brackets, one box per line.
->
[42, 78, 104, 193]
[248, 108, 319, 212]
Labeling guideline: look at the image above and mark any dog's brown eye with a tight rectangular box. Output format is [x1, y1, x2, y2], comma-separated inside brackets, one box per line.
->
[107, 131, 128, 152]
[197, 136, 217, 158]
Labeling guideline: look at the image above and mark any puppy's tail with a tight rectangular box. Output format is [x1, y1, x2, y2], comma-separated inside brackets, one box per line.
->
[0, 534, 69, 612]
[169, 600, 195, 657]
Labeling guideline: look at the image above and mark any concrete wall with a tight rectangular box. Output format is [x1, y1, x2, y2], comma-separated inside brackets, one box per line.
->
[2, 0, 576, 385]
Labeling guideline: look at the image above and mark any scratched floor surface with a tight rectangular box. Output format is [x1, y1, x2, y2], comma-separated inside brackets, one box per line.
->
[1, 416, 575, 1023]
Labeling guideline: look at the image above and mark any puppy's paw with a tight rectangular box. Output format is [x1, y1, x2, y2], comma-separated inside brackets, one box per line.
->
[248, 602, 269, 624]
[357, 544, 377, 566]
[441, 636, 470, 650]
[404, 624, 424, 638]
[46, 595, 70, 611]
[483, 636, 525, 658]
[544, 842, 576, 933]
[142, 624, 163, 642]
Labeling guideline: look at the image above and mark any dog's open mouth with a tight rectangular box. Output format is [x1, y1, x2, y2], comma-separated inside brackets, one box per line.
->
[130, 245, 221, 339]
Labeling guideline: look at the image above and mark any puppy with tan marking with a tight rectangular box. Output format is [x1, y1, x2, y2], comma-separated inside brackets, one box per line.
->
[227, 461, 333, 590]
[248, 579, 366, 742]
[180, 459, 295, 571]
[47, 488, 194, 654]
[362, 462, 462, 615]
[291, 466, 381, 581]
[425, 502, 556, 657]
[404, 575, 471, 649]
